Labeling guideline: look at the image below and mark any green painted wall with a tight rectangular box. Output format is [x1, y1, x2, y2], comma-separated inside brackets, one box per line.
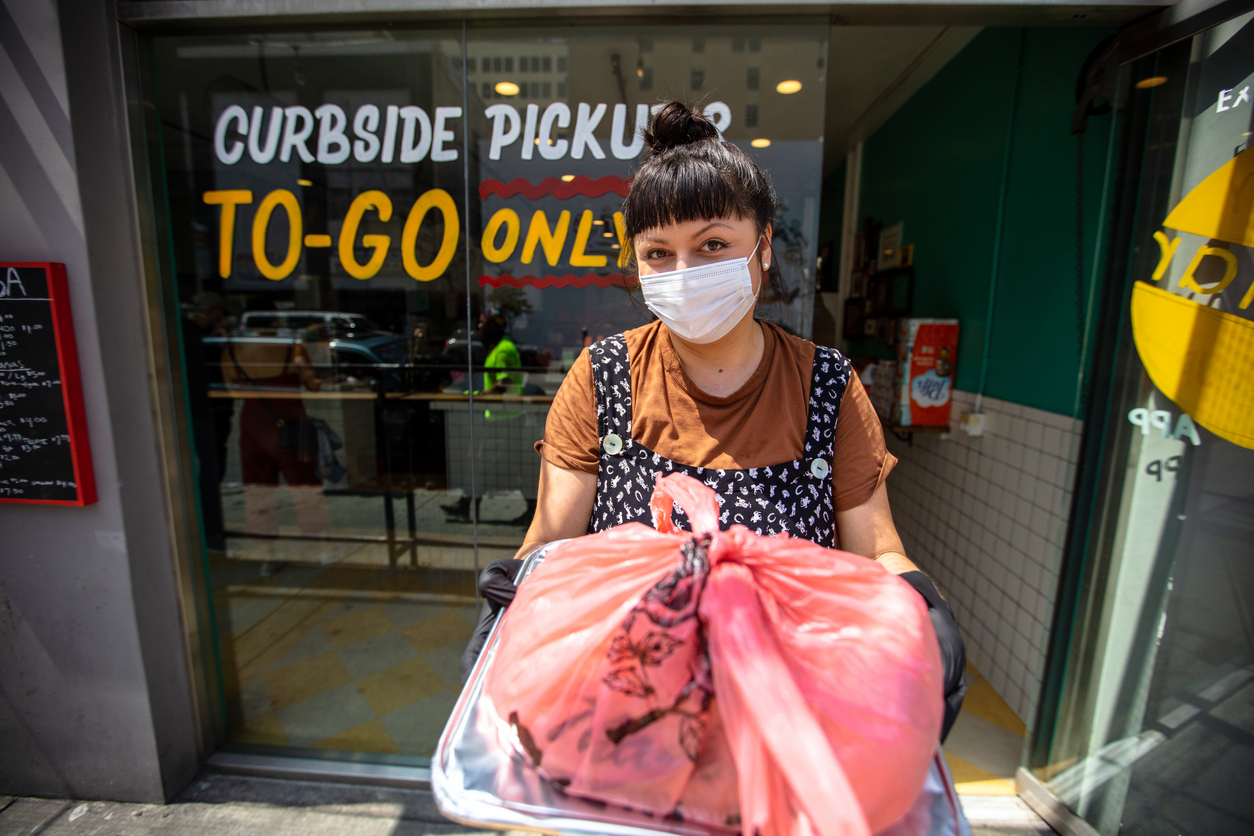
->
[857, 27, 1114, 417]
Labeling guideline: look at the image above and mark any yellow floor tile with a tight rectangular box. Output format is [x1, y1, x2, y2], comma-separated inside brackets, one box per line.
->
[321, 605, 394, 648]
[963, 676, 1027, 737]
[401, 609, 473, 654]
[956, 779, 1018, 796]
[946, 753, 1017, 796]
[313, 719, 401, 755]
[231, 596, 346, 683]
[229, 712, 287, 746]
[356, 656, 449, 716]
[263, 651, 353, 710]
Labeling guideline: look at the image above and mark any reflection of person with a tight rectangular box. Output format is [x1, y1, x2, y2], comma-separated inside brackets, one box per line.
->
[441, 312, 526, 521]
[223, 321, 330, 571]
[478, 312, 522, 395]
[184, 292, 233, 551]
[490, 102, 966, 736]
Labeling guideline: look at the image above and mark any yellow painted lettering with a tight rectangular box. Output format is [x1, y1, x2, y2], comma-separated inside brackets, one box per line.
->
[251, 190, 302, 280]
[569, 210, 608, 268]
[1241, 279, 1254, 309]
[1151, 230, 1181, 281]
[613, 212, 629, 268]
[481, 208, 520, 263]
[1179, 244, 1238, 294]
[203, 190, 252, 277]
[338, 190, 393, 279]
[521, 210, 570, 266]
[403, 188, 458, 282]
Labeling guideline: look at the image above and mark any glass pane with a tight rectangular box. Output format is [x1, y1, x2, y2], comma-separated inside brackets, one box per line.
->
[461, 22, 827, 545]
[152, 29, 475, 760]
[150, 21, 828, 761]
[1035, 15, 1254, 834]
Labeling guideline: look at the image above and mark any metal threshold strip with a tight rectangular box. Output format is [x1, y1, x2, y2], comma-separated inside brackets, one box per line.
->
[209, 751, 432, 789]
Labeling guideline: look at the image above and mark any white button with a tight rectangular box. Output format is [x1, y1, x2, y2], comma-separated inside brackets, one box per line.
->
[810, 458, 830, 479]
[602, 433, 623, 455]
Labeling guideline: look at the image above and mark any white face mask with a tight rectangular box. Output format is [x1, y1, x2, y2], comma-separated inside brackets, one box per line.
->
[638, 238, 763, 344]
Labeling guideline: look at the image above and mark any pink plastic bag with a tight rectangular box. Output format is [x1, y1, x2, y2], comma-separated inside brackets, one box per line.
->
[485, 473, 943, 836]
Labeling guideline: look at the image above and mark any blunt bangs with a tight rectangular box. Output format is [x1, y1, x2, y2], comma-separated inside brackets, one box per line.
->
[623, 140, 776, 240]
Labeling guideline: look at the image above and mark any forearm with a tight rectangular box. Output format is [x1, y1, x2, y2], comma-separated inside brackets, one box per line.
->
[513, 538, 550, 560]
[874, 550, 920, 575]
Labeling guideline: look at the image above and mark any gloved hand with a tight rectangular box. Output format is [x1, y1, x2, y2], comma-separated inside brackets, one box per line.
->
[899, 571, 968, 742]
[459, 558, 525, 684]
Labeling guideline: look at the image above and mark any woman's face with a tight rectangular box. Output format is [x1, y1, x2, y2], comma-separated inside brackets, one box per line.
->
[634, 215, 771, 293]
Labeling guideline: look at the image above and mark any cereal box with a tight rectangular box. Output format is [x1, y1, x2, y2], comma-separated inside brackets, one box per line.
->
[891, 319, 959, 426]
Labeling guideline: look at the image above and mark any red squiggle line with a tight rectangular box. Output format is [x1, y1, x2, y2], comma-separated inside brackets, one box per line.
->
[479, 175, 632, 201]
[480, 273, 639, 290]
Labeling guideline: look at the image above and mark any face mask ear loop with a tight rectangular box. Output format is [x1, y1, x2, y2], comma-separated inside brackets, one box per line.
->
[750, 235, 769, 301]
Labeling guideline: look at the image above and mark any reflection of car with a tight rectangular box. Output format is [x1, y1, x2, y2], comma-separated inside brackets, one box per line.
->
[206, 334, 410, 390]
[238, 310, 384, 338]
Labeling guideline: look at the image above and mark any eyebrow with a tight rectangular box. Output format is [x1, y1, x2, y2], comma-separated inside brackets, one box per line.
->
[640, 221, 736, 245]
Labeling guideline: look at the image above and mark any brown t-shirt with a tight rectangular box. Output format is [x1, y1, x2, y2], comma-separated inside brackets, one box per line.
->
[537, 321, 896, 512]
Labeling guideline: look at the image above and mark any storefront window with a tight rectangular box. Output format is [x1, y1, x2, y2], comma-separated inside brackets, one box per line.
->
[1032, 14, 1254, 833]
[149, 22, 826, 759]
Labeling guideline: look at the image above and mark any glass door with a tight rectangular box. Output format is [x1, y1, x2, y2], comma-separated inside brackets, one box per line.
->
[146, 20, 828, 762]
[1030, 13, 1254, 834]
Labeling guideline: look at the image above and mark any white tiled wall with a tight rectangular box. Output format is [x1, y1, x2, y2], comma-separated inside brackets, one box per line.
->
[884, 389, 1082, 726]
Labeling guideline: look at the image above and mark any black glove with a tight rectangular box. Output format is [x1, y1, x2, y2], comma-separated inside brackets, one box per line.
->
[899, 571, 968, 743]
[459, 558, 525, 684]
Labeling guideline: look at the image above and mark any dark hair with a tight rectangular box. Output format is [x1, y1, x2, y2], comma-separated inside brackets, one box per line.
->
[623, 102, 777, 241]
[480, 312, 507, 347]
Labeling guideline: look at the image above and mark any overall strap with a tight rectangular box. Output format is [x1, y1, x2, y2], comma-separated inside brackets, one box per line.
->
[587, 335, 632, 440]
[801, 346, 853, 469]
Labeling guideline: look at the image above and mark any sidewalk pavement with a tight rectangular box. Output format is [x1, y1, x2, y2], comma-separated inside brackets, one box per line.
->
[0, 774, 1056, 836]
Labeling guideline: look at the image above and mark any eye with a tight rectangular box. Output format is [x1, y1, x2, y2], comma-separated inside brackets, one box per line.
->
[644, 248, 670, 260]
[701, 238, 730, 252]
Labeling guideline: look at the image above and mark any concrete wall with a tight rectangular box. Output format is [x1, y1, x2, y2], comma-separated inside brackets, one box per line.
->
[0, 0, 200, 801]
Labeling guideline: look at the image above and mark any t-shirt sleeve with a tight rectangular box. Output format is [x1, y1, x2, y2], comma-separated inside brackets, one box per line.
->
[535, 349, 601, 474]
[831, 378, 898, 512]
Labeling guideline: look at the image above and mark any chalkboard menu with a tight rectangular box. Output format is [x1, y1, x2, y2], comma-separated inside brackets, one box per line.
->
[0, 262, 96, 505]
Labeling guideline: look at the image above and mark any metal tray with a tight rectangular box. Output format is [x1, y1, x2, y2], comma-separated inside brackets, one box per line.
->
[433, 544, 971, 836]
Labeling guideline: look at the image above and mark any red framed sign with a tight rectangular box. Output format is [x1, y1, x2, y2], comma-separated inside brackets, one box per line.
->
[0, 262, 96, 505]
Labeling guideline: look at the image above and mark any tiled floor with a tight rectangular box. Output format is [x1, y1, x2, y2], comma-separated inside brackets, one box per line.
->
[214, 555, 479, 757]
[945, 660, 1027, 796]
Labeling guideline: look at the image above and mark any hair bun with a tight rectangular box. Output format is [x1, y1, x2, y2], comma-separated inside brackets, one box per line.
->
[643, 101, 719, 154]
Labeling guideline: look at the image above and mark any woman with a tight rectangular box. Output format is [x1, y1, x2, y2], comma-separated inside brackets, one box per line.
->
[223, 316, 330, 571]
[523, 102, 911, 569]
[473, 103, 964, 736]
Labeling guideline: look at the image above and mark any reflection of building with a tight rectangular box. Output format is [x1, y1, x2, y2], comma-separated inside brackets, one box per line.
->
[467, 42, 570, 107]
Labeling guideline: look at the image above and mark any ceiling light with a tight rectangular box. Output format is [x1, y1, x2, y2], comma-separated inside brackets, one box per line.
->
[495, 81, 520, 96]
[602, 231, 615, 238]
[593, 219, 605, 225]
[561, 174, 576, 182]
[775, 80, 802, 94]
[751, 138, 771, 148]
[1135, 76, 1168, 89]
[297, 178, 313, 186]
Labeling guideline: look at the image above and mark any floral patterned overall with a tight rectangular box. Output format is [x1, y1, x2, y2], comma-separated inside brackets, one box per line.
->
[587, 333, 853, 546]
